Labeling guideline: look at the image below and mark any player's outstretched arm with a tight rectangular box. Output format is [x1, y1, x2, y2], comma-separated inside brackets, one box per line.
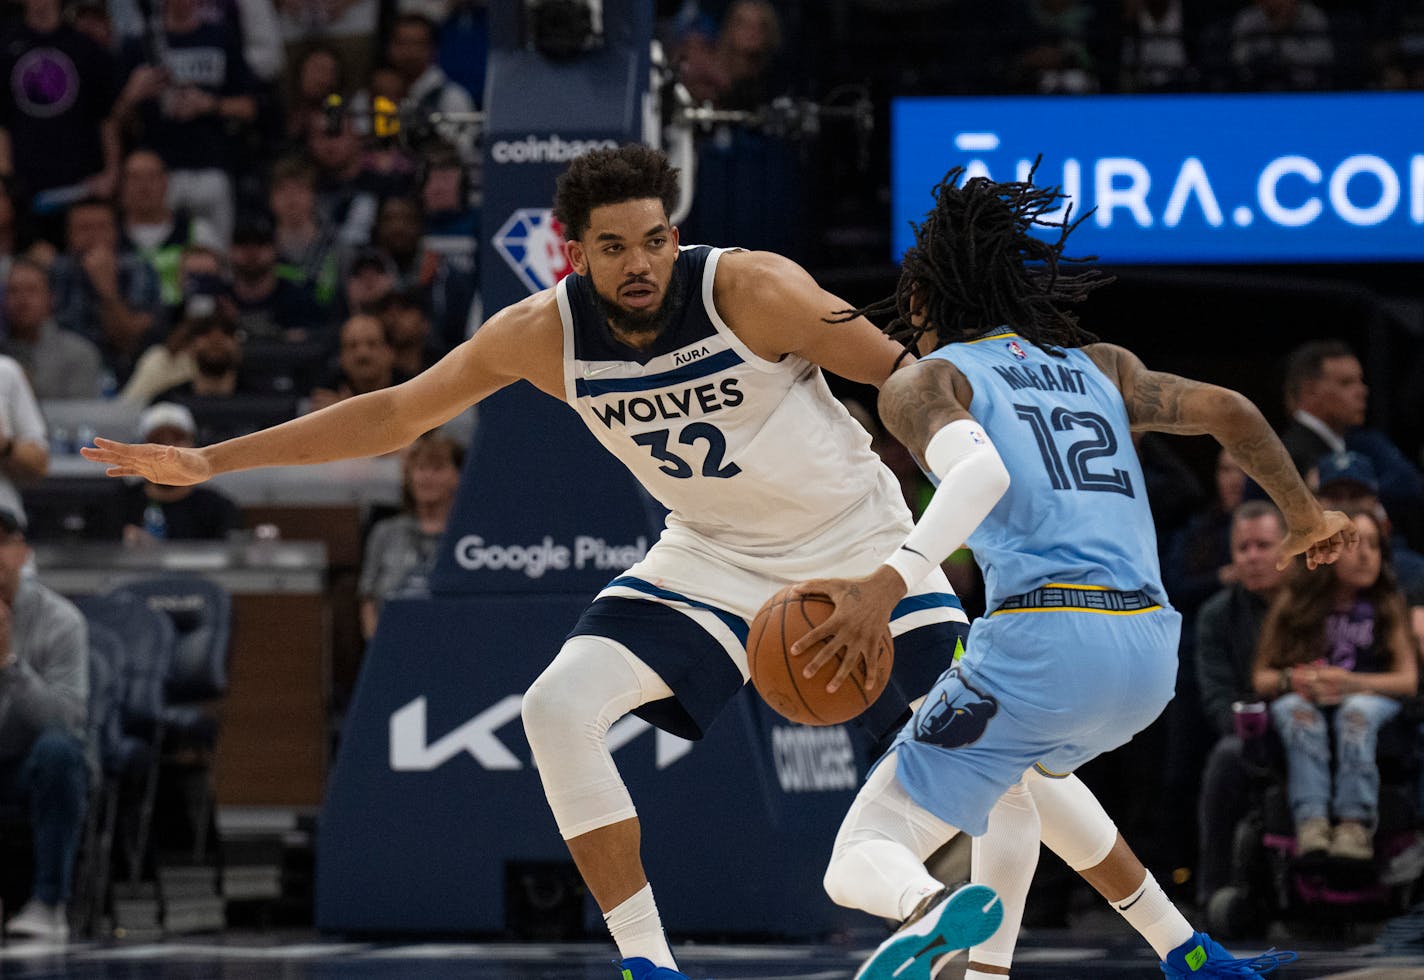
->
[1086, 343, 1356, 570]
[82, 299, 551, 485]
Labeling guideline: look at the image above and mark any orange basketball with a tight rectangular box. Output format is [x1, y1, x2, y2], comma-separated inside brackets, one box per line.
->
[746, 586, 894, 726]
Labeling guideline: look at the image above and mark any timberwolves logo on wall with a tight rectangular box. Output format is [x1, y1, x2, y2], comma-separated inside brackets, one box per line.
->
[11, 48, 79, 118]
[493, 208, 574, 294]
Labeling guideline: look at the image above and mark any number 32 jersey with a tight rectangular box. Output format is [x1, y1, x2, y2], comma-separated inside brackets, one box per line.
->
[926, 332, 1167, 609]
[557, 245, 898, 557]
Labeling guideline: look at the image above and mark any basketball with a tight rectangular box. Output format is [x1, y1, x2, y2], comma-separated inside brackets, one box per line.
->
[746, 586, 894, 726]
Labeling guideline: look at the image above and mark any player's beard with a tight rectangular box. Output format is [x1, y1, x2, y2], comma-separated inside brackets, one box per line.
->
[595, 271, 682, 345]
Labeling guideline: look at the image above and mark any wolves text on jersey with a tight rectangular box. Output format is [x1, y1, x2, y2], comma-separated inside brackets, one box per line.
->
[590, 378, 745, 429]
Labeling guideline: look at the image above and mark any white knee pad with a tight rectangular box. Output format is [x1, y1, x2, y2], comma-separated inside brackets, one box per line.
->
[1026, 770, 1118, 871]
[823, 753, 960, 919]
[521, 635, 672, 840]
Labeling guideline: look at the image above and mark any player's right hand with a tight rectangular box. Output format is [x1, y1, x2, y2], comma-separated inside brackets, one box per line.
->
[1277, 509, 1358, 571]
[80, 437, 213, 486]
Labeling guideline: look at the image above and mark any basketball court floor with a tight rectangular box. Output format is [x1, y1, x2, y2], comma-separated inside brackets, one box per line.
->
[1, 926, 1420, 979]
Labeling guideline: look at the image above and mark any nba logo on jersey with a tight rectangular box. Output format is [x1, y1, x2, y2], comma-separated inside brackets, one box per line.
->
[493, 208, 574, 294]
[1006, 340, 1028, 360]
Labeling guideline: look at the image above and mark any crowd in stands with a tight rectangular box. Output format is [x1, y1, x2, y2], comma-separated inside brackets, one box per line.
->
[809, 0, 1424, 96]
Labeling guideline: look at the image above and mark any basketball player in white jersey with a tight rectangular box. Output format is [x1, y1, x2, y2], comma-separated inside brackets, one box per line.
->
[82, 145, 978, 980]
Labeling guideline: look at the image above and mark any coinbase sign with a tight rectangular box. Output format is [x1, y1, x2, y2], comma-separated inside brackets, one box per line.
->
[893, 93, 1424, 264]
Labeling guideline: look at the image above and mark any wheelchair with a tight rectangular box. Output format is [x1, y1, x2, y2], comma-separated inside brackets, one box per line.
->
[1206, 700, 1424, 940]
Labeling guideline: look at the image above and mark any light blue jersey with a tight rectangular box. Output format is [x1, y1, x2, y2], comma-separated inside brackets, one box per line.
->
[925, 331, 1167, 610]
[882, 331, 1183, 835]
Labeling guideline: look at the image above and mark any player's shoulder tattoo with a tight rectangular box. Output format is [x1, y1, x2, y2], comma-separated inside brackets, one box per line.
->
[878, 359, 968, 456]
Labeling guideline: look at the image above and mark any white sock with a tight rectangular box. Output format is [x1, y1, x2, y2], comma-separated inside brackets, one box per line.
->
[969, 781, 1040, 973]
[966, 971, 1008, 979]
[603, 883, 676, 970]
[1113, 871, 1193, 959]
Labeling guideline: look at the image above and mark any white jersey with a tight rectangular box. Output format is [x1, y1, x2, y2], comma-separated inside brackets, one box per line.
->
[557, 245, 909, 558]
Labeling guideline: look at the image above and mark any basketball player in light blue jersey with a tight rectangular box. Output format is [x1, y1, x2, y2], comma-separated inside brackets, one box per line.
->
[79, 145, 977, 980]
[791, 169, 1356, 980]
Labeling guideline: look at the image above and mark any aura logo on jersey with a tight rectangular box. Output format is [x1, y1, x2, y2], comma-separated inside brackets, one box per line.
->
[892, 93, 1424, 263]
[452, 534, 649, 578]
[493, 208, 574, 293]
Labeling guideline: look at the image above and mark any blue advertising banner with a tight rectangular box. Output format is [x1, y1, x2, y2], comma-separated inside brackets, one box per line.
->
[893, 93, 1424, 264]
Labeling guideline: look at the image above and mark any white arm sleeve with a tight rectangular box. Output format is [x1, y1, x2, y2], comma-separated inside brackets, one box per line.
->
[883, 419, 1010, 591]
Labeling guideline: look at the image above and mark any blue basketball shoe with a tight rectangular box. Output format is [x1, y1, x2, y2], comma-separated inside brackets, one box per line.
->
[852, 883, 1003, 980]
[617, 957, 689, 979]
[1161, 932, 1298, 977]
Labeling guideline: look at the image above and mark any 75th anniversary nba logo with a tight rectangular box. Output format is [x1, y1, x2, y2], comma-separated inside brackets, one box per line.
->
[493, 208, 574, 294]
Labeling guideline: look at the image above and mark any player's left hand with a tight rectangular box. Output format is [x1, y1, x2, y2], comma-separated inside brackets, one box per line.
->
[787, 566, 904, 694]
[1278, 509, 1358, 571]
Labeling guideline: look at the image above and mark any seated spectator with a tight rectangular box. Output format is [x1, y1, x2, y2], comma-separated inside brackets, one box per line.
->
[342, 248, 397, 317]
[2, 260, 103, 398]
[1016, 0, 1101, 93]
[380, 289, 442, 377]
[1230, 0, 1334, 90]
[1165, 448, 1249, 619]
[278, 5, 377, 107]
[1313, 451, 1424, 597]
[676, 0, 783, 110]
[122, 402, 242, 543]
[1119, 0, 1199, 91]
[119, 150, 220, 308]
[229, 214, 327, 343]
[1156, 447, 1249, 884]
[1279, 340, 1424, 548]
[0, 353, 49, 523]
[305, 111, 383, 248]
[1195, 500, 1286, 906]
[418, 141, 478, 268]
[284, 44, 345, 144]
[1253, 506, 1418, 861]
[114, 0, 259, 245]
[151, 311, 267, 403]
[48, 198, 163, 388]
[0, 505, 89, 941]
[387, 14, 476, 161]
[370, 196, 475, 350]
[269, 156, 342, 313]
[310, 314, 408, 411]
[358, 429, 462, 638]
[0, 0, 119, 247]
[120, 246, 228, 404]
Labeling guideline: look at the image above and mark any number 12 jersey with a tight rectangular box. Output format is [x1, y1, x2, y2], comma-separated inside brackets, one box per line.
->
[924, 332, 1167, 610]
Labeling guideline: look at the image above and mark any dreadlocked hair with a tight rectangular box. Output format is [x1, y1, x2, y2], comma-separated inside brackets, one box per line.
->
[835, 164, 1113, 360]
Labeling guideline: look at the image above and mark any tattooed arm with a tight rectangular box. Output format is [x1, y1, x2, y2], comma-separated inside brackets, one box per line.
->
[876, 358, 977, 465]
[1085, 343, 1355, 569]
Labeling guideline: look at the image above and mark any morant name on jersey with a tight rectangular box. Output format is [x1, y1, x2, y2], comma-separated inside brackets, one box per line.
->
[992, 362, 1090, 395]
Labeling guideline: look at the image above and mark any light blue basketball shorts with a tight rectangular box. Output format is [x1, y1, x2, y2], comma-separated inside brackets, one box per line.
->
[882, 599, 1182, 836]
